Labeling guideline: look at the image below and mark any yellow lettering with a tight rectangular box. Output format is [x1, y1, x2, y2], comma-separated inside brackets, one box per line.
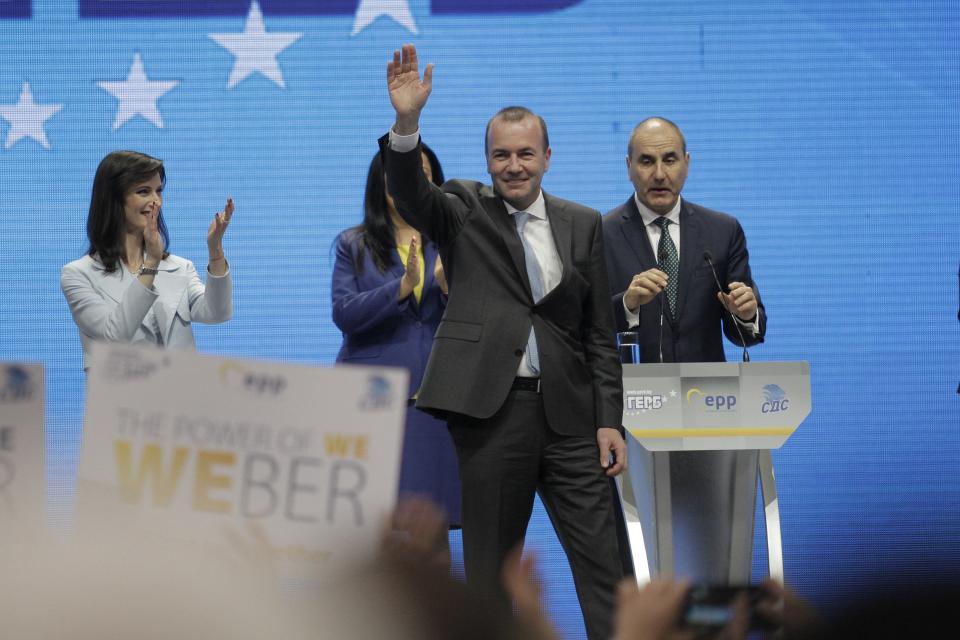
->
[324, 434, 369, 460]
[192, 450, 235, 514]
[114, 441, 189, 507]
[324, 434, 350, 457]
[354, 436, 368, 460]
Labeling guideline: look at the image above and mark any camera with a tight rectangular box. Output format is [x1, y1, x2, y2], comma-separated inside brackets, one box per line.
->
[681, 583, 767, 635]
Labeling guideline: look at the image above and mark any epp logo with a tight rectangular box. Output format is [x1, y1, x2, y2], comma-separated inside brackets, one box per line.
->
[102, 351, 166, 382]
[686, 387, 737, 411]
[359, 374, 393, 410]
[219, 363, 287, 396]
[626, 395, 663, 411]
[761, 384, 789, 413]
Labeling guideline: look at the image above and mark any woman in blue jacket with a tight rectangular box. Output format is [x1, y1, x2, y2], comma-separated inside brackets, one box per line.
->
[331, 144, 460, 527]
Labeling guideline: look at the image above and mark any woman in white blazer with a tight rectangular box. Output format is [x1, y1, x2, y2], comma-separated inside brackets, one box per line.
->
[61, 151, 234, 368]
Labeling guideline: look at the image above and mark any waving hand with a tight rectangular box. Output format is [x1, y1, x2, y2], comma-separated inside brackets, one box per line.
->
[387, 44, 433, 135]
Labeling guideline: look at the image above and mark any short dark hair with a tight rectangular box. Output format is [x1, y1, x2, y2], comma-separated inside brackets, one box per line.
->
[484, 106, 549, 155]
[86, 150, 169, 274]
[627, 117, 687, 157]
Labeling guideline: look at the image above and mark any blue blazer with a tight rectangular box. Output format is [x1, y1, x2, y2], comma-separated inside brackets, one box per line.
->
[602, 197, 766, 363]
[332, 229, 446, 398]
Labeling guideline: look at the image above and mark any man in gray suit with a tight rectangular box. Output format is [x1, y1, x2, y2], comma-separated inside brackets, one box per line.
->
[380, 44, 625, 639]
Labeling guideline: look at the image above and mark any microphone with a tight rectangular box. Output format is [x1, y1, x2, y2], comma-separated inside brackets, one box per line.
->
[657, 247, 667, 363]
[703, 251, 750, 363]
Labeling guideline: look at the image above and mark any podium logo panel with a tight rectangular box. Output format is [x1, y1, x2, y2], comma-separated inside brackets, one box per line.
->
[682, 377, 740, 428]
[685, 387, 737, 411]
[761, 384, 790, 413]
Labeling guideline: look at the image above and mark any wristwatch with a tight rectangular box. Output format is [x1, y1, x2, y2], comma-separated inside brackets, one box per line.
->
[138, 265, 160, 277]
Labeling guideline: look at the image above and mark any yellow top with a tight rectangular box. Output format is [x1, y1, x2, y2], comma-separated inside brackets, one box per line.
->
[396, 242, 425, 304]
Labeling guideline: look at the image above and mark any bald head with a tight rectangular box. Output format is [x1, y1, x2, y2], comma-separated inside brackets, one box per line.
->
[626, 117, 690, 215]
[627, 117, 687, 157]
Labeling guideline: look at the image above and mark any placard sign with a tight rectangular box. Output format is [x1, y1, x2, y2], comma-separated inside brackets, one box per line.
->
[0, 362, 45, 531]
[79, 343, 408, 574]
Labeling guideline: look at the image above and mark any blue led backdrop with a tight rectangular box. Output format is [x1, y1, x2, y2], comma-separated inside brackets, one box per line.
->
[1, 2, 957, 637]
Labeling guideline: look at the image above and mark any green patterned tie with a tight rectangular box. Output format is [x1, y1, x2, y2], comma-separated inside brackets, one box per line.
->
[653, 217, 678, 316]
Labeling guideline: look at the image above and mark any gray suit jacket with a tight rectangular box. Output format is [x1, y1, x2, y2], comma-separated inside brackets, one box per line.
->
[60, 253, 232, 367]
[382, 135, 622, 437]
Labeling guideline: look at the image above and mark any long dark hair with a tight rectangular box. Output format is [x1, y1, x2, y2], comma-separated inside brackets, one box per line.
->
[352, 143, 445, 274]
[86, 150, 170, 274]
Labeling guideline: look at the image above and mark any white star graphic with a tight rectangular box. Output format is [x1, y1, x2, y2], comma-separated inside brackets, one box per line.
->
[352, 0, 418, 36]
[669, 389, 678, 398]
[209, 1, 302, 89]
[98, 54, 178, 130]
[0, 82, 62, 149]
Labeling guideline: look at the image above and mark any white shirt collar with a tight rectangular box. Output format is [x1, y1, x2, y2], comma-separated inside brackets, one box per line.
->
[633, 193, 682, 228]
[505, 190, 547, 220]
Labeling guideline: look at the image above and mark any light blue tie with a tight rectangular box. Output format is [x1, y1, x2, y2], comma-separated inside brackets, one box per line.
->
[515, 211, 543, 375]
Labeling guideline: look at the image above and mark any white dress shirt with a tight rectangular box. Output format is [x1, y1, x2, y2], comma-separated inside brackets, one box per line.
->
[624, 194, 758, 335]
[623, 194, 681, 328]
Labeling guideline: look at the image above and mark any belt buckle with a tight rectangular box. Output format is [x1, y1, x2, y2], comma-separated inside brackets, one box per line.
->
[535, 378, 541, 393]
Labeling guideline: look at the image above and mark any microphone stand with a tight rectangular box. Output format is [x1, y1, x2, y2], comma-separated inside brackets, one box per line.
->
[703, 251, 750, 363]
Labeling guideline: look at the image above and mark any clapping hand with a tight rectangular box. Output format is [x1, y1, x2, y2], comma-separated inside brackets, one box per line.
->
[206, 198, 233, 276]
[434, 255, 448, 295]
[207, 198, 234, 253]
[142, 205, 164, 266]
[398, 236, 420, 300]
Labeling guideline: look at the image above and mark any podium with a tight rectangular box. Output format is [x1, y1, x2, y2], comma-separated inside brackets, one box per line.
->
[615, 361, 810, 584]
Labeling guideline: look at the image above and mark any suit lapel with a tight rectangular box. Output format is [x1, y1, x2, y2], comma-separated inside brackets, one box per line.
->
[91, 254, 185, 344]
[675, 200, 699, 323]
[543, 193, 571, 298]
[385, 245, 405, 280]
[152, 258, 187, 345]
[483, 188, 533, 297]
[619, 197, 657, 271]
[91, 260, 134, 305]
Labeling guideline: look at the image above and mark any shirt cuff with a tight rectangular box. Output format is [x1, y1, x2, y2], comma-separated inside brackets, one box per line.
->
[733, 313, 759, 335]
[206, 263, 230, 278]
[623, 296, 640, 329]
[389, 127, 420, 153]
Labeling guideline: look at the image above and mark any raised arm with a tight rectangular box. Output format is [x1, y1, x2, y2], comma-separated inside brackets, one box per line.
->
[382, 44, 466, 245]
[206, 198, 234, 277]
[387, 43, 433, 136]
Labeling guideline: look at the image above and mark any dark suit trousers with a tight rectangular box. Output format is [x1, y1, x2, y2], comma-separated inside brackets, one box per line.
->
[448, 389, 623, 640]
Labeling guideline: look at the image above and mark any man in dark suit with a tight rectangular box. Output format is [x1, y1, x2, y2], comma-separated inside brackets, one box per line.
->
[603, 117, 766, 581]
[603, 117, 765, 362]
[380, 44, 626, 639]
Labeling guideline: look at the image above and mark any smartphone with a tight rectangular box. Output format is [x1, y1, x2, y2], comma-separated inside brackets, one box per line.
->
[681, 583, 765, 631]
